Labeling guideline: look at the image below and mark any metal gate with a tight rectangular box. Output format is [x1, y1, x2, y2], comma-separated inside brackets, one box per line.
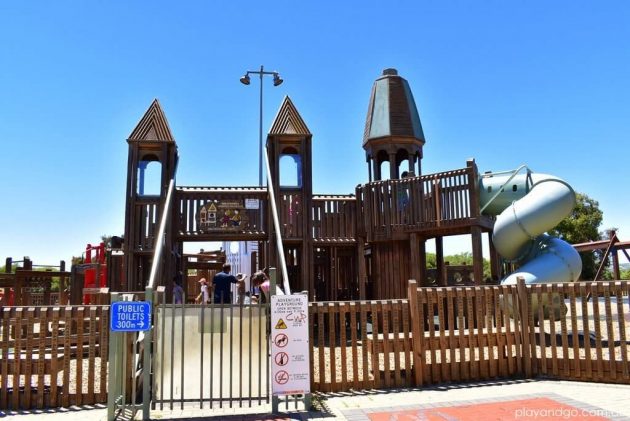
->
[152, 299, 271, 411]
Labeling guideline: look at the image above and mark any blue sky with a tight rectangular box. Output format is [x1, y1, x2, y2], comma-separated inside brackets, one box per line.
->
[1, 1, 629, 266]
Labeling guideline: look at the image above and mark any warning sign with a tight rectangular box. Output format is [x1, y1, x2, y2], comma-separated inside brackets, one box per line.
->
[275, 370, 289, 385]
[274, 333, 288, 348]
[271, 294, 310, 396]
[275, 352, 289, 366]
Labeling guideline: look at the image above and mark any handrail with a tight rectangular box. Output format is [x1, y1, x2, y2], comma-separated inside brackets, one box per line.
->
[147, 176, 177, 290]
[264, 149, 291, 295]
[479, 164, 532, 214]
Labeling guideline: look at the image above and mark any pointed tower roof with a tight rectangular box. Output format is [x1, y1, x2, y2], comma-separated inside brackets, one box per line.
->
[363, 68, 425, 146]
[269, 96, 311, 136]
[128, 99, 175, 142]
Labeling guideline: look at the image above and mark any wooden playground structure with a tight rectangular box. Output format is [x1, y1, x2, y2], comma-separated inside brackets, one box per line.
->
[120, 68, 500, 303]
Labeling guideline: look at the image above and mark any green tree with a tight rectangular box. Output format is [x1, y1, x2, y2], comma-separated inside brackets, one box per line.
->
[547, 192, 603, 280]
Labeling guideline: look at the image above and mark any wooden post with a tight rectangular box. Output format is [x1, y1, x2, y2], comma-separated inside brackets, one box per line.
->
[5, 258, 11, 273]
[471, 226, 483, 285]
[409, 233, 421, 285]
[358, 240, 367, 300]
[435, 237, 447, 286]
[418, 238, 427, 287]
[517, 277, 532, 378]
[407, 279, 423, 386]
[488, 232, 501, 282]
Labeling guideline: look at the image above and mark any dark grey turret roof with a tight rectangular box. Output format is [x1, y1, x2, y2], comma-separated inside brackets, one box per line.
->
[363, 68, 424, 146]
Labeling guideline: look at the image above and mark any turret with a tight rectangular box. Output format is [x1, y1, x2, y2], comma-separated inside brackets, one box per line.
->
[363, 68, 425, 181]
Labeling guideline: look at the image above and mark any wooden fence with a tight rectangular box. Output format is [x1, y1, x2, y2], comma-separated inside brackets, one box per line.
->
[309, 279, 630, 392]
[0, 305, 109, 410]
[1, 280, 628, 409]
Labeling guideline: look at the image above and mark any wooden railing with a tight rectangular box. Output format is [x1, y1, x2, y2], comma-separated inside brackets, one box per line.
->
[0, 271, 71, 306]
[356, 164, 478, 241]
[0, 305, 109, 410]
[174, 186, 268, 241]
[279, 191, 304, 239]
[312, 195, 356, 243]
[131, 197, 160, 251]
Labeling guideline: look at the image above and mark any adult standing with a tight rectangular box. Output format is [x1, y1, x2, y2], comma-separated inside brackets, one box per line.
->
[173, 275, 185, 304]
[212, 263, 243, 304]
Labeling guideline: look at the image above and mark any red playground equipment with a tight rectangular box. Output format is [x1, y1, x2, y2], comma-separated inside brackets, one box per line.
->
[83, 242, 107, 304]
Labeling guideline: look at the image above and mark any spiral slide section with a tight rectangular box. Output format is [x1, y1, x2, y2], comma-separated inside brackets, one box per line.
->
[479, 171, 582, 285]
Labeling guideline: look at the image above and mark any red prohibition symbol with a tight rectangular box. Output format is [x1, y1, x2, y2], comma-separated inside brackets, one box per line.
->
[275, 352, 289, 366]
[274, 333, 288, 348]
[275, 370, 289, 385]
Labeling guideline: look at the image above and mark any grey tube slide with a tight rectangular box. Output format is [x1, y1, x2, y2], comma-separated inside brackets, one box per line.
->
[479, 169, 582, 285]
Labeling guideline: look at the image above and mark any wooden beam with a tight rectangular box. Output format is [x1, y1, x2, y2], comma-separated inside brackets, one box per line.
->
[435, 237, 447, 287]
[471, 226, 483, 285]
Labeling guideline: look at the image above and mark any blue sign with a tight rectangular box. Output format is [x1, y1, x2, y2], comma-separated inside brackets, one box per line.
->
[110, 301, 151, 332]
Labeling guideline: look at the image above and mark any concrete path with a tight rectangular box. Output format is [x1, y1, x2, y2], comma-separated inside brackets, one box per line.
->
[2, 379, 630, 420]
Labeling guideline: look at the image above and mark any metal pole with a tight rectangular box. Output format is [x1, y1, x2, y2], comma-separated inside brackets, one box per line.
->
[259, 65, 264, 188]
[107, 293, 120, 421]
[142, 287, 153, 420]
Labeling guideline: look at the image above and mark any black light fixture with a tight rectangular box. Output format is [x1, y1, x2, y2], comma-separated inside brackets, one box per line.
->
[273, 73, 283, 86]
[239, 74, 251, 85]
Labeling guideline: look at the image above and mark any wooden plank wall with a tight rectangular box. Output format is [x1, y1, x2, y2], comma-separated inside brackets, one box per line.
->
[133, 199, 159, 251]
[371, 241, 412, 299]
[279, 192, 304, 238]
[311, 195, 356, 242]
[0, 305, 109, 410]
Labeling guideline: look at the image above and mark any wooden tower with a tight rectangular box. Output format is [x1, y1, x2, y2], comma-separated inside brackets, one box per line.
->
[266, 96, 313, 295]
[123, 99, 178, 291]
[363, 68, 425, 181]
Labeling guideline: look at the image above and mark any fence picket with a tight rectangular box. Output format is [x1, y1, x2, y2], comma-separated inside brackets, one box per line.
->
[616, 283, 628, 380]
[1, 309, 10, 408]
[535, 286, 546, 376]
[580, 283, 592, 379]
[391, 301, 402, 387]
[349, 302, 359, 390]
[359, 302, 369, 389]
[24, 307, 35, 409]
[603, 285, 616, 381]
[592, 283, 604, 379]
[328, 303, 337, 392]
[370, 301, 380, 389]
[568, 284, 580, 379]
[339, 303, 348, 391]
[50, 308, 60, 407]
[37, 307, 46, 409]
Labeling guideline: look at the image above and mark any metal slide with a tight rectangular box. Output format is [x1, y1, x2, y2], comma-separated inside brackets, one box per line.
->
[479, 167, 582, 286]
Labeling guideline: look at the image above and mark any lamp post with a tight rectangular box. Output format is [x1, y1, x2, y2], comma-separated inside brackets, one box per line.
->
[240, 65, 284, 187]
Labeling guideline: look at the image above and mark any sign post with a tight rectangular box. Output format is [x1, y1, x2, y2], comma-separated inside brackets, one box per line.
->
[270, 293, 310, 410]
